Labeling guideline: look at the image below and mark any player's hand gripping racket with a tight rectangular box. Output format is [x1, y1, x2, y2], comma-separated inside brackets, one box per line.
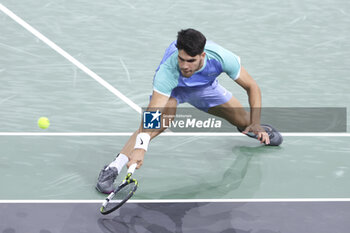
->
[100, 163, 138, 215]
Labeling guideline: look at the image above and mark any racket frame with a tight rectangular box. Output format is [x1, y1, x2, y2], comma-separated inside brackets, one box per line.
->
[100, 164, 138, 215]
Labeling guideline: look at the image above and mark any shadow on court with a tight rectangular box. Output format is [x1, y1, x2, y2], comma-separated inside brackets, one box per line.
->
[1, 202, 349, 233]
[97, 202, 253, 233]
[139, 145, 282, 199]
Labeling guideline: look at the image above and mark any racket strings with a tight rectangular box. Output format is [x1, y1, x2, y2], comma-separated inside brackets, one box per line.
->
[102, 181, 138, 213]
[113, 182, 136, 200]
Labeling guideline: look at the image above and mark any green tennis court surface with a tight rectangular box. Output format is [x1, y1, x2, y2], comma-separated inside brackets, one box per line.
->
[1, 0, 349, 232]
[0, 135, 349, 199]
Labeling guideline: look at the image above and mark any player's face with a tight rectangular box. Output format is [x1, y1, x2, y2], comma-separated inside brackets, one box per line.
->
[178, 50, 206, 78]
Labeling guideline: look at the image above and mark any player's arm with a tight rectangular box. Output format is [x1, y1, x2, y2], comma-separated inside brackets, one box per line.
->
[235, 66, 269, 144]
[235, 66, 261, 125]
[127, 53, 178, 168]
[218, 45, 263, 127]
[146, 90, 170, 118]
[127, 90, 170, 169]
[220, 48, 263, 126]
[141, 90, 170, 139]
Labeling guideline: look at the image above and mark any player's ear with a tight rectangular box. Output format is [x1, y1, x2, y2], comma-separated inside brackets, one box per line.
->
[200, 52, 206, 59]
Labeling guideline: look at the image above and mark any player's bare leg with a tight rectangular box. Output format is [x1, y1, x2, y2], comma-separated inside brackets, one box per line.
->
[208, 96, 250, 129]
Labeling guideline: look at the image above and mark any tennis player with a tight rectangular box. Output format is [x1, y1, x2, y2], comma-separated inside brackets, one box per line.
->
[96, 28, 283, 194]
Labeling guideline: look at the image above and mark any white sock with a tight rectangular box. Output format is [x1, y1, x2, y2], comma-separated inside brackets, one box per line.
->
[107, 153, 129, 173]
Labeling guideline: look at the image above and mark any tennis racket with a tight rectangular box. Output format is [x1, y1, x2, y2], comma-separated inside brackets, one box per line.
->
[100, 163, 138, 215]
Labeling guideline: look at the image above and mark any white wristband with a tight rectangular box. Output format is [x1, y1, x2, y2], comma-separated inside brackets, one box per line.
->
[134, 133, 151, 151]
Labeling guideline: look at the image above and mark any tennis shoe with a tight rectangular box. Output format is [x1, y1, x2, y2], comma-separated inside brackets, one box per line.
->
[96, 165, 119, 194]
[237, 124, 283, 146]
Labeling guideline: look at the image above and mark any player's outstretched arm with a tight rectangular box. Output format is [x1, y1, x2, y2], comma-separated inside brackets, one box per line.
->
[235, 66, 269, 144]
[127, 91, 170, 169]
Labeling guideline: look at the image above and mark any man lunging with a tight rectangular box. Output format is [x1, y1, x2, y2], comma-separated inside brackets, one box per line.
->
[96, 28, 283, 194]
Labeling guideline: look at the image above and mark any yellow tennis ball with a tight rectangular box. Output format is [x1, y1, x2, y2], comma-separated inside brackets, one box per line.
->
[38, 117, 50, 129]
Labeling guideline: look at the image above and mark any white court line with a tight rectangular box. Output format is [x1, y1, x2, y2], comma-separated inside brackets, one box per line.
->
[0, 4, 142, 114]
[1, 198, 350, 203]
[0, 132, 349, 136]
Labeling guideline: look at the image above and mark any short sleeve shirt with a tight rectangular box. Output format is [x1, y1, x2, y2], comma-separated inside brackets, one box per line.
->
[153, 40, 241, 97]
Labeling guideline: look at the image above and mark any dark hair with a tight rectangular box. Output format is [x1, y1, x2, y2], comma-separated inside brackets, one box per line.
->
[176, 29, 206, 57]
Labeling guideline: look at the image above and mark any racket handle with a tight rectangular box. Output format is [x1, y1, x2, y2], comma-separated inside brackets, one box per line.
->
[102, 193, 114, 208]
[127, 163, 137, 174]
